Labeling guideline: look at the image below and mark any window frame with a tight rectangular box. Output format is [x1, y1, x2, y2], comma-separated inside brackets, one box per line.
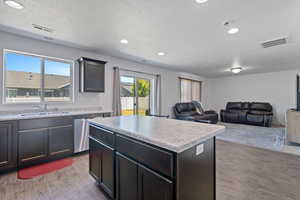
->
[2, 49, 74, 104]
[119, 70, 156, 116]
[179, 77, 202, 102]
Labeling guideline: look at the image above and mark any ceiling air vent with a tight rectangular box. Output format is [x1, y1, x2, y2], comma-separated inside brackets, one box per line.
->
[32, 24, 54, 33]
[261, 37, 288, 48]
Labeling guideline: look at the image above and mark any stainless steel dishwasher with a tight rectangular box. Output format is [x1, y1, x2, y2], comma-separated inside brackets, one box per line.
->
[74, 118, 90, 153]
[74, 113, 110, 153]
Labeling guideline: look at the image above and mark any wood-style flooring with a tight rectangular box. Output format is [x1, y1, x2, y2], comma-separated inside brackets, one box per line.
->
[2, 140, 300, 200]
[0, 154, 108, 200]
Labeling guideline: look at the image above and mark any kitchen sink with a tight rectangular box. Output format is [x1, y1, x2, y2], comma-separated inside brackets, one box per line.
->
[19, 111, 70, 117]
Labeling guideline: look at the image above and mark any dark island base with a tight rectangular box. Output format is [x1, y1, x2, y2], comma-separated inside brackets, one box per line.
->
[89, 124, 216, 200]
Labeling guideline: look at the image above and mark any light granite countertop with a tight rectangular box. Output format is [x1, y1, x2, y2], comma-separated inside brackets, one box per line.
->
[89, 115, 225, 153]
[0, 108, 112, 121]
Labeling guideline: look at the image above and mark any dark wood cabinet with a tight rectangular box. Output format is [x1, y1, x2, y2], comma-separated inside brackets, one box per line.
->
[18, 128, 48, 166]
[18, 117, 74, 167]
[101, 142, 115, 196]
[78, 57, 106, 93]
[138, 164, 173, 200]
[89, 138, 102, 180]
[116, 153, 173, 200]
[49, 125, 73, 156]
[89, 137, 115, 198]
[0, 121, 17, 172]
[116, 134, 173, 178]
[116, 153, 139, 200]
[89, 124, 216, 200]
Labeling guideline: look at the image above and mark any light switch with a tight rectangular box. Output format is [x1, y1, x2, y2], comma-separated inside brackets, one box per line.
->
[196, 144, 204, 155]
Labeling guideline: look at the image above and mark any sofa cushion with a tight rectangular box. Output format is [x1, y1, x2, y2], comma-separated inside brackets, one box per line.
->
[248, 110, 273, 115]
[241, 102, 250, 110]
[246, 113, 264, 123]
[238, 110, 248, 122]
[222, 112, 239, 123]
[194, 113, 218, 122]
[226, 102, 243, 110]
[250, 102, 272, 112]
[175, 103, 196, 113]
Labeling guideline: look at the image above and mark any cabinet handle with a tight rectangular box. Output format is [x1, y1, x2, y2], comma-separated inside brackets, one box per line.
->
[50, 149, 71, 156]
[0, 161, 8, 165]
[21, 154, 46, 162]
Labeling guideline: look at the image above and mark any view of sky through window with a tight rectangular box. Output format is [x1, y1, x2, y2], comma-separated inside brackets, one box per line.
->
[4, 51, 72, 103]
[6, 52, 70, 76]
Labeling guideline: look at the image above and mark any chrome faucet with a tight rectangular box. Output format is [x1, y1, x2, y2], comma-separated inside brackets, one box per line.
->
[32, 104, 48, 111]
[44, 104, 48, 111]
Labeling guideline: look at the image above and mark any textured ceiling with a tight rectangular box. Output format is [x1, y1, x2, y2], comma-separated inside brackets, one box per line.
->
[0, 0, 299, 77]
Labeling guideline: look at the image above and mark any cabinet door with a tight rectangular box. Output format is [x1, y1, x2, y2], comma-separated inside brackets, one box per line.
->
[18, 128, 48, 166]
[0, 122, 15, 169]
[116, 153, 139, 200]
[100, 142, 115, 198]
[49, 125, 73, 156]
[138, 165, 173, 200]
[89, 138, 102, 180]
[83, 60, 105, 92]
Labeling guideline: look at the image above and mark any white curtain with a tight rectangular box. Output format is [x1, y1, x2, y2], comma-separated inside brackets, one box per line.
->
[112, 67, 122, 116]
[154, 74, 161, 115]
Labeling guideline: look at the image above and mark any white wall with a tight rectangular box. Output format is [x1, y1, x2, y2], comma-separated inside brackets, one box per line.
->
[0, 31, 207, 116]
[207, 70, 299, 125]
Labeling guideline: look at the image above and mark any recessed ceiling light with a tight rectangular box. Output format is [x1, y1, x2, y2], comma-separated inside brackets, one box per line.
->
[195, 0, 208, 4]
[158, 52, 165, 56]
[4, 0, 24, 9]
[231, 67, 242, 74]
[227, 27, 239, 34]
[120, 39, 128, 44]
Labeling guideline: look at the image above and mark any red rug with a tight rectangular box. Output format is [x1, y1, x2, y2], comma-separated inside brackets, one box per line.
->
[18, 158, 74, 179]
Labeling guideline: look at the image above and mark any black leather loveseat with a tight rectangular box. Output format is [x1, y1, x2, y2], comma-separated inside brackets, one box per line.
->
[173, 102, 218, 124]
[220, 102, 273, 127]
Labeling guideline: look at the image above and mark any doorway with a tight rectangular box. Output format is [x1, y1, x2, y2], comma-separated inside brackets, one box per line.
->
[120, 76, 151, 116]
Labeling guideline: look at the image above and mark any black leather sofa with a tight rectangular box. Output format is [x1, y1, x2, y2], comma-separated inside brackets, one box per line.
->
[220, 102, 273, 127]
[173, 102, 218, 124]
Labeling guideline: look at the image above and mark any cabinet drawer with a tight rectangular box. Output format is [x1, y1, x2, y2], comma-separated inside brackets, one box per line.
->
[19, 117, 73, 131]
[89, 125, 115, 147]
[116, 134, 174, 178]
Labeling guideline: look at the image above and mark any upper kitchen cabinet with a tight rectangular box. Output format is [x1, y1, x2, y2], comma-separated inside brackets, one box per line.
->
[78, 57, 106, 93]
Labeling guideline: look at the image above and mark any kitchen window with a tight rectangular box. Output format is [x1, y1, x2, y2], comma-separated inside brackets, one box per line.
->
[3, 50, 73, 104]
[180, 77, 202, 102]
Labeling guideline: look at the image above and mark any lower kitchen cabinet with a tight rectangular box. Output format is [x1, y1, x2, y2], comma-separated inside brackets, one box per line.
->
[18, 117, 74, 167]
[90, 138, 102, 179]
[89, 122, 216, 200]
[18, 128, 48, 166]
[89, 137, 115, 199]
[49, 125, 73, 156]
[0, 121, 17, 172]
[138, 165, 173, 200]
[116, 153, 139, 200]
[116, 153, 173, 200]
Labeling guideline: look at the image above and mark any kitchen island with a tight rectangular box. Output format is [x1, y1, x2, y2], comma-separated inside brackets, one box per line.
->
[88, 115, 225, 200]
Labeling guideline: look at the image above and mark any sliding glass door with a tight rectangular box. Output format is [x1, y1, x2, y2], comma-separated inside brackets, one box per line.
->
[120, 76, 151, 116]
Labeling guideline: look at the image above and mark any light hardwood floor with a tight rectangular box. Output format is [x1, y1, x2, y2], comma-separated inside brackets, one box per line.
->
[216, 140, 300, 200]
[2, 141, 300, 200]
[0, 154, 108, 200]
